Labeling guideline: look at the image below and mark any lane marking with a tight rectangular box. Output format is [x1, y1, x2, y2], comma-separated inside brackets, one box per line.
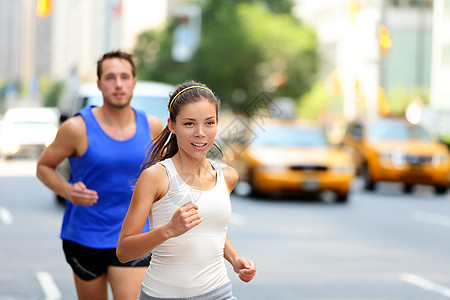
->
[0, 206, 13, 225]
[230, 212, 246, 226]
[411, 210, 450, 228]
[36, 272, 61, 300]
[400, 273, 450, 298]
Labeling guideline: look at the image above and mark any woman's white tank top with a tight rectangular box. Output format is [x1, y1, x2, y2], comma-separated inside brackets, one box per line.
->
[141, 158, 231, 297]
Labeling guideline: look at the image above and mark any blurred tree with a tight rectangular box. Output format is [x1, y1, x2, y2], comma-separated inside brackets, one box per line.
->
[386, 85, 429, 116]
[39, 77, 64, 107]
[134, 0, 318, 112]
[262, 0, 294, 14]
[297, 81, 332, 121]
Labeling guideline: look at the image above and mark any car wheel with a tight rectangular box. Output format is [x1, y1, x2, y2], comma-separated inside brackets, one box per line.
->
[336, 194, 348, 203]
[363, 163, 375, 191]
[403, 184, 414, 194]
[248, 169, 263, 198]
[434, 185, 448, 195]
[233, 181, 252, 197]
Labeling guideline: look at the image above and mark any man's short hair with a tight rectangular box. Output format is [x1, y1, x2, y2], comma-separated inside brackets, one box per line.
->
[96, 50, 136, 80]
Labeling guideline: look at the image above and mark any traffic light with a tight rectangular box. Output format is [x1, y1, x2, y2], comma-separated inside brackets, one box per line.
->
[36, 0, 52, 18]
[378, 25, 392, 56]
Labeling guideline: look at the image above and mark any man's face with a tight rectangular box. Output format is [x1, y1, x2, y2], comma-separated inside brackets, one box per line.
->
[97, 58, 137, 109]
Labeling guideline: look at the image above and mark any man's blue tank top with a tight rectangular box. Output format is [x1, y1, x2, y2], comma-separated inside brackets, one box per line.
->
[61, 106, 151, 248]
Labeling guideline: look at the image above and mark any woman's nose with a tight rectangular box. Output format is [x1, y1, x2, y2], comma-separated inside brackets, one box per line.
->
[195, 125, 205, 137]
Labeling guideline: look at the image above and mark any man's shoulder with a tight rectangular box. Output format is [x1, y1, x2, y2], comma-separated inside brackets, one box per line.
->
[146, 115, 164, 138]
[146, 114, 163, 125]
[59, 115, 86, 137]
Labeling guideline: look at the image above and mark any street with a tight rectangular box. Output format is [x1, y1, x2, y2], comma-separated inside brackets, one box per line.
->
[1, 158, 450, 299]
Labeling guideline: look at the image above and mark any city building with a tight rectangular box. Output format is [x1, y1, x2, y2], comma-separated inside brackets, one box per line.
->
[293, 0, 382, 121]
[381, 0, 433, 97]
[0, 0, 51, 83]
[293, 0, 434, 121]
[51, 0, 169, 81]
[431, 0, 450, 110]
[0, 0, 169, 85]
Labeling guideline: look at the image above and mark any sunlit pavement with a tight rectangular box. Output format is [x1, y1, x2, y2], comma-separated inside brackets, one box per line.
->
[1, 157, 450, 299]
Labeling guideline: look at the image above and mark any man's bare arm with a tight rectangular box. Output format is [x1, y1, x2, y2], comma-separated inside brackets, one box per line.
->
[36, 116, 98, 205]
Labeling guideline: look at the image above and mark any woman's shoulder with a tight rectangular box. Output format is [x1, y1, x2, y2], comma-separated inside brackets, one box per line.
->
[209, 159, 234, 172]
[138, 162, 170, 199]
[211, 160, 238, 192]
[140, 162, 169, 182]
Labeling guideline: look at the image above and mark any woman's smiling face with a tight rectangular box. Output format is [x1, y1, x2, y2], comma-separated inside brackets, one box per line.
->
[169, 99, 218, 160]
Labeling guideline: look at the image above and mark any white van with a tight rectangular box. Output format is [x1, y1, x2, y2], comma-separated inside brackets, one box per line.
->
[59, 81, 174, 125]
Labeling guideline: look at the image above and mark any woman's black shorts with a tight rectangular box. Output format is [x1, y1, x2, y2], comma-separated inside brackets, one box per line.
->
[62, 239, 151, 281]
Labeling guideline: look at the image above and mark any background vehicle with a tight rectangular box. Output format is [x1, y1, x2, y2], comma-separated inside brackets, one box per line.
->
[55, 80, 174, 203]
[225, 120, 356, 203]
[58, 81, 174, 124]
[342, 118, 450, 194]
[0, 107, 59, 159]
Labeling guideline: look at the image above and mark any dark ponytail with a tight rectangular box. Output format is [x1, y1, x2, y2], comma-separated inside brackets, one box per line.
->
[140, 126, 177, 172]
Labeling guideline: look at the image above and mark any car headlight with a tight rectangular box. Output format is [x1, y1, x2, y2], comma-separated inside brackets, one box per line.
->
[432, 153, 449, 168]
[391, 151, 407, 166]
[1, 141, 20, 154]
[379, 151, 406, 167]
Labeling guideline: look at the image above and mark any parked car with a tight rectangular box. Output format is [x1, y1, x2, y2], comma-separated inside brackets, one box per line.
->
[224, 120, 356, 202]
[342, 118, 450, 194]
[0, 107, 59, 159]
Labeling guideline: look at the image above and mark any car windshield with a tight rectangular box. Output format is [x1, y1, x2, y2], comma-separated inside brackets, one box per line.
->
[12, 121, 53, 125]
[367, 123, 431, 141]
[252, 127, 328, 147]
[85, 96, 169, 125]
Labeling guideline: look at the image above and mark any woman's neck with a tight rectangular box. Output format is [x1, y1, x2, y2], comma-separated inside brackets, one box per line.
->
[171, 153, 209, 177]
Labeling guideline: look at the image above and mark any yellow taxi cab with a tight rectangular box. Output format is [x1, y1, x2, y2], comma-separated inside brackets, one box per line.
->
[222, 120, 355, 202]
[342, 118, 450, 194]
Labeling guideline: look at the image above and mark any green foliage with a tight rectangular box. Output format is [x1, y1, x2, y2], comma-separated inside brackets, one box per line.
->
[133, 0, 318, 112]
[262, 0, 294, 14]
[297, 81, 332, 121]
[202, 0, 294, 15]
[39, 77, 65, 107]
[134, 21, 192, 85]
[387, 85, 429, 116]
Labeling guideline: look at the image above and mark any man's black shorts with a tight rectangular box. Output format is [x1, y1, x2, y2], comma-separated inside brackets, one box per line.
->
[62, 239, 151, 281]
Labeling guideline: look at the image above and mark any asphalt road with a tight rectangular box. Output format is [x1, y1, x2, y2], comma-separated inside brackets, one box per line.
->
[1, 158, 450, 300]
